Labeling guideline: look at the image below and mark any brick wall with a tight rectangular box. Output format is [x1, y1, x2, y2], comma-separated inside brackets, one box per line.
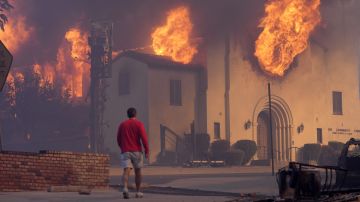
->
[0, 150, 110, 191]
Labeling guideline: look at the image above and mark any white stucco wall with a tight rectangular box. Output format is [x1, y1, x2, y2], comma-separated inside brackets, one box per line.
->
[147, 68, 197, 163]
[104, 56, 199, 163]
[103, 57, 149, 156]
[206, 36, 226, 141]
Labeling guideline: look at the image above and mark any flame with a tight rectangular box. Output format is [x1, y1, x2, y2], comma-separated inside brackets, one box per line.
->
[6, 72, 24, 106]
[1, 1, 89, 104]
[62, 28, 90, 98]
[0, 16, 33, 53]
[15, 72, 24, 83]
[33, 63, 55, 88]
[254, 0, 321, 76]
[151, 6, 198, 64]
[6, 72, 15, 106]
[6, 27, 90, 102]
[43, 63, 55, 85]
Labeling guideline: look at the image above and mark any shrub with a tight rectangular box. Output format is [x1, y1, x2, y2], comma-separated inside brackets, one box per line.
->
[303, 144, 321, 164]
[318, 145, 337, 166]
[210, 140, 230, 160]
[231, 140, 257, 165]
[196, 133, 211, 153]
[328, 141, 344, 153]
[183, 133, 210, 160]
[224, 150, 245, 166]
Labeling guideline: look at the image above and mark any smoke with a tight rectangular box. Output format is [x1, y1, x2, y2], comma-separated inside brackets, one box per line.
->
[6, 0, 267, 66]
[5, 0, 360, 68]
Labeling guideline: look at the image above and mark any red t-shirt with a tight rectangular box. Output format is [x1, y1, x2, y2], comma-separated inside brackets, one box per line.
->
[117, 118, 149, 155]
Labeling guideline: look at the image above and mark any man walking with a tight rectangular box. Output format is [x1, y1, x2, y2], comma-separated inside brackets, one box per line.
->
[117, 107, 149, 199]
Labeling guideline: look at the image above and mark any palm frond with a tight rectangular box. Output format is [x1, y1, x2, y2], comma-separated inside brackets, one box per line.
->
[0, 0, 12, 31]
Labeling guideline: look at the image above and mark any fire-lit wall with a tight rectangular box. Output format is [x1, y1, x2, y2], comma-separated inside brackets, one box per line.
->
[206, 2, 360, 161]
[103, 57, 150, 159]
[104, 55, 199, 163]
[206, 34, 227, 141]
[147, 68, 198, 163]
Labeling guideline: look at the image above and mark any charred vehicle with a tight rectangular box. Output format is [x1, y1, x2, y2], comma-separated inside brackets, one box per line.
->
[277, 138, 360, 200]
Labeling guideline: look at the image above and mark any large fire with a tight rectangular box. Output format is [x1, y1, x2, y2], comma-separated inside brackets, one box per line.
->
[5, 26, 90, 104]
[254, 0, 321, 76]
[61, 28, 90, 98]
[151, 6, 198, 64]
[0, 16, 33, 54]
[33, 63, 55, 88]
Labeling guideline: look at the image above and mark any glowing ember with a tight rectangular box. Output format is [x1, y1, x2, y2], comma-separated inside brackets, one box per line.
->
[254, 0, 321, 76]
[151, 6, 198, 64]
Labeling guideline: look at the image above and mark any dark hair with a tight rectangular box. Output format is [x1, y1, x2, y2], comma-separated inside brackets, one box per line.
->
[127, 107, 137, 118]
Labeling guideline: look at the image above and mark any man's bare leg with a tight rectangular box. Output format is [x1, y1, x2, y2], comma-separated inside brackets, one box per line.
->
[135, 168, 142, 192]
[122, 168, 131, 198]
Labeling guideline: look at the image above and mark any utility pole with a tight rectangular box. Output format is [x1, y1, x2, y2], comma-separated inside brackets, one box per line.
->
[88, 21, 113, 153]
[0, 123, 2, 151]
[268, 82, 275, 176]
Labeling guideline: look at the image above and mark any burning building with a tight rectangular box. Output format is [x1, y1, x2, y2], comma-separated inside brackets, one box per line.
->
[202, 0, 360, 164]
[1, 0, 359, 164]
[103, 1, 360, 164]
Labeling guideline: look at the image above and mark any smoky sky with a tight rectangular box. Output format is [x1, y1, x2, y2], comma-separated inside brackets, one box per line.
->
[7, 0, 353, 67]
[8, 0, 267, 67]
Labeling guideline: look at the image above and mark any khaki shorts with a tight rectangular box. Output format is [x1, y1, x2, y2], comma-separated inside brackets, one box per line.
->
[120, 152, 144, 169]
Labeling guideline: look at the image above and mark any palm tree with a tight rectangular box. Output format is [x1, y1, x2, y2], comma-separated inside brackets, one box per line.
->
[0, 0, 13, 31]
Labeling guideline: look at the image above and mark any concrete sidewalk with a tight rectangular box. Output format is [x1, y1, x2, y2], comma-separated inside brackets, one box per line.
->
[0, 166, 279, 202]
[110, 165, 276, 176]
[110, 165, 279, 196]
[0, 190, 233, 202]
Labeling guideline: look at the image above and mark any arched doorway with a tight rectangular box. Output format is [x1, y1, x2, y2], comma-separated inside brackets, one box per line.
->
[252, 95, 293, 162]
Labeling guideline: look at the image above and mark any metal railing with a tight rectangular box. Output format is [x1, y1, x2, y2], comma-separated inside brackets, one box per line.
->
[160, 124, 182, 164]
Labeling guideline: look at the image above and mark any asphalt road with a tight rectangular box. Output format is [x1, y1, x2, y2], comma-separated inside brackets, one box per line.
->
[110, 167, 279, 196]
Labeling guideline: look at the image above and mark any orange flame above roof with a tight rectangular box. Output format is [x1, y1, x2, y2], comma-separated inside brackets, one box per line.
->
[254, 0, 321, 76]
[151, 6, 198, 64]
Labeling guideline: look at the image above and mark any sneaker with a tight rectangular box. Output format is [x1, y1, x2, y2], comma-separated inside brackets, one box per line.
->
[135, 192, 144, 198]
[122, 187, 129, 199]
[123, 191, 130, 199]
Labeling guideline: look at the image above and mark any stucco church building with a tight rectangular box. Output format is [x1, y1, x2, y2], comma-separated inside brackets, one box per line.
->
[104, 2, 360, 163]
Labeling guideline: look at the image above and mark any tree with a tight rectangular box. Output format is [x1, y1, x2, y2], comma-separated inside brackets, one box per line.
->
[0, 0, 13, 31]
[0, 70, 90, 152]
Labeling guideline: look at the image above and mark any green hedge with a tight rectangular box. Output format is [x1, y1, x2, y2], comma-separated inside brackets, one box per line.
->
[210, 140, 230, 160]
[231, 140, 257, 165]
[224, 150, 245, 166]
[183, 133, 210, 160]
[318, 145, 338, 166]
[196, 133, 211, 154]
[328, 141, 344, 153]
[302, 143, 321, 164]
